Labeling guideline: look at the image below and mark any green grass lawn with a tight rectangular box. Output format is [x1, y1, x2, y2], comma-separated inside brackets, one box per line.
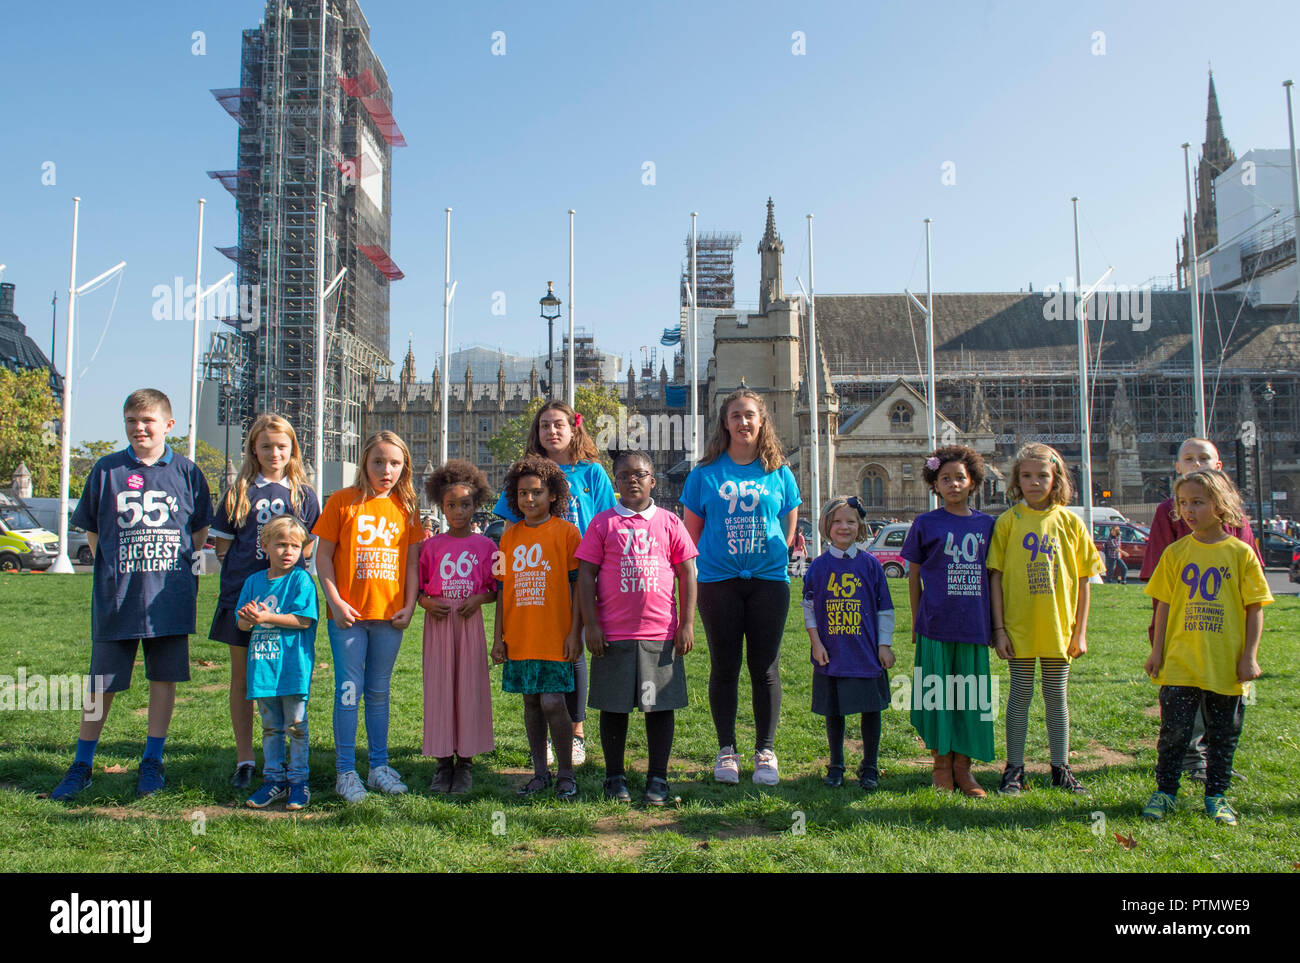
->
[1, 573, 1297, 873]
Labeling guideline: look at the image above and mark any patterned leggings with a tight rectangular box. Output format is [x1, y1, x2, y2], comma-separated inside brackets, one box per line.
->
[1156, 686, 1244, 797]
[1005, 658, 1071, 767]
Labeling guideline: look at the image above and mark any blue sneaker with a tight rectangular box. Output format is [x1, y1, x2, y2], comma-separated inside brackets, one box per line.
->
[285, 782, 310, 811]
[1142, 790, 1177, 820]
[136, 757, 166, 796]
[50, 761, 93, 801]
[246, 781, 288, 809]
[1205, 795, 1238, 826]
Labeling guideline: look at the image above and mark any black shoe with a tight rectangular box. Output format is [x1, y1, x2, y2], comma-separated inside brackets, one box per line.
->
[230, 762, 256, 790]
[517, 772, 552, 796]
[603, 775, 631, 803]
[643, 776, 670, 807]
[823, 766, 845, 788]
[555, 774, 578, 802]
[998, 765, 1026, 796]
[1051, 764, 1087, 794]
[857, 764, 879, 792]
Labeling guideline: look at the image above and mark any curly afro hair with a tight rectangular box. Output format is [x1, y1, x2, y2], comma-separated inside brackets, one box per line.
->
[921, 444, 986, 493]
[426, 459, 494, 509]
[503, 455, 570, 519]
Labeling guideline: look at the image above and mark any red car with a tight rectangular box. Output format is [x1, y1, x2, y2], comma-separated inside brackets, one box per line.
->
[1092, 522, 1150, 572]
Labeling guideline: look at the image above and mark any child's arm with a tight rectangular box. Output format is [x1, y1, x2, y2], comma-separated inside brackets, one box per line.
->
[490, 591, 507, 664]
[1145, 601, 1169, 678]
[578, 560, 606, 656]
[673, 557, 697, 655]
[907, 566, 922, 638]
[1238, 603, 1263, 682]
[314, 538, 361, 627]
[390, 543, 420, 629]
[1067, 577, 1091, 658]
[454, 589, 495, 619]
[214, 536, 233, 562]
[562, 581, 582, 662]
[802, 592, 830, 666]
[989, 569, 1014, 660]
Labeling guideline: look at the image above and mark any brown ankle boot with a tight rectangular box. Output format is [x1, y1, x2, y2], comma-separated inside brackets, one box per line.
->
[952, 753, 986, 798]
[931, 750, 955, 791]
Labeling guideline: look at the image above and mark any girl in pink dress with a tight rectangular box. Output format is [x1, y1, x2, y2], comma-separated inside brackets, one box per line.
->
[419, 460, 498, 794]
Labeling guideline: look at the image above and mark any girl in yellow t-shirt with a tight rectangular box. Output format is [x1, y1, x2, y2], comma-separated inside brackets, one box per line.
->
[1141, 470, 1271, 826]
[491, 456, 583, 801]
[988, 443, 1102, 796]
[313, 431, 423, 804]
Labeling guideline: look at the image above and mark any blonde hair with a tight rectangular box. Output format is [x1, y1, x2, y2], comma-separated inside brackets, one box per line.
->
[819, 495, 868, 543]
[1007, 442, 1072, 506]
[259, 514, 309, 547]
[221, 413, 310, 528]
[353, 430, 420, 527]
[700, 388, 786, 473]
[1174, 469, 1244, 528]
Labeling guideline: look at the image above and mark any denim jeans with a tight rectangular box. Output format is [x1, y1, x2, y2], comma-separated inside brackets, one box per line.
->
[327, 619, 404, 773]
[258, 694, 309, 784]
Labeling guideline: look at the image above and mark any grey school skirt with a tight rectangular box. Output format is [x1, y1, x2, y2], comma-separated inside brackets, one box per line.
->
[587, 639, 687, 713]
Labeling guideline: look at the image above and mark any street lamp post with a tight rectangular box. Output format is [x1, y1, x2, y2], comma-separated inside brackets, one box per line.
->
[1262, 381, 1277, 528]
[539, 281, 561, 399]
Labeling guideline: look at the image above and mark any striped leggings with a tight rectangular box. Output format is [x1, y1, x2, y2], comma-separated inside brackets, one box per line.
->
[1005, 658, 1071, 767]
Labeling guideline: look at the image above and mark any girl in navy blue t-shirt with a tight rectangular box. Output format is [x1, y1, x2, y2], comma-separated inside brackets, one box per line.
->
[209, 414, 320, 790]
[803, 496, 894, 790]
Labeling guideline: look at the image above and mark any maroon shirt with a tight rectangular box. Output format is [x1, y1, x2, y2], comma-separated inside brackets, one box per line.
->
[1140, 496, 1263, 641]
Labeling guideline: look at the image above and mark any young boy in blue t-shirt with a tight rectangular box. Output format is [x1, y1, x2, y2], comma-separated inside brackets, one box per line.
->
[50, 389, 212, 799]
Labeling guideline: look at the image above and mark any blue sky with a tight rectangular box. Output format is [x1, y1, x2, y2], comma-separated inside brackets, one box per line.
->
[2, 0, 1298, 447]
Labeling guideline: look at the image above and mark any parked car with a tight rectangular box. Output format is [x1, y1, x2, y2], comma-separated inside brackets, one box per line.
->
[1289, 546, 1300, 583]
[863, 522, 911, 578]
[1092, 522, 1150, 572]
[17, 495, 92, 564]
[0, 493, 59, 572]
[1068, 506, 1129, 526]
[1255, 530, 1300, 569]
[484, 518, 507, 546]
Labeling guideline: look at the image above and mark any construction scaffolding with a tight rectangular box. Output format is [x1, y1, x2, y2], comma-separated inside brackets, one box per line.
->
[210, 0, 401, 477]
[681, 232, 741, 309]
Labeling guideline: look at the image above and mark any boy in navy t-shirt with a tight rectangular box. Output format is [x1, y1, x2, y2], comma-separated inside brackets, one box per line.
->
[50, 389, 212, 800]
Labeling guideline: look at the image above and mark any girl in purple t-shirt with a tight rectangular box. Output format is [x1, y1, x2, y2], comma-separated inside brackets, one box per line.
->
[802, 497, 895, 791]
[576, 451, 698, 807]
[900, 445, 996, 798]
[418, 461, 499, 794]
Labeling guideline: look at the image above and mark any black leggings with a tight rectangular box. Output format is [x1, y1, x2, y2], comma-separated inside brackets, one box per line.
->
[1156, 686, 1244, 797]
[600, 710, 674, 781]
[697, 578, 790, 752]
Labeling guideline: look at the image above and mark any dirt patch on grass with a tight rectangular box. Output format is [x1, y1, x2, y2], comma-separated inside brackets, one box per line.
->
[1142, 704, 1161, 717]
[85, 802, 315, 822]
[196, 684, 226, 693]
[1076, 740, 1139, 767]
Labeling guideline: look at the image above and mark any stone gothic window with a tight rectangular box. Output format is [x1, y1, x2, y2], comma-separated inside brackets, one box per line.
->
[890, 402, 913, 432]
[861, 467, 885, 506]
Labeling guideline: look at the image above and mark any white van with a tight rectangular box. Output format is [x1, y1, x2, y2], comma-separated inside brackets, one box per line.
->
[1066, 505, 1128, 526]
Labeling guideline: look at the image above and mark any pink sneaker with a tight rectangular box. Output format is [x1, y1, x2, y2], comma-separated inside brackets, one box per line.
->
[753, 749, 779, 786]
[713, 746, 740, 784]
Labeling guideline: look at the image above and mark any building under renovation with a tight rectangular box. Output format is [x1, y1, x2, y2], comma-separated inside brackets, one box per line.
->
[204, 0, 402, 489]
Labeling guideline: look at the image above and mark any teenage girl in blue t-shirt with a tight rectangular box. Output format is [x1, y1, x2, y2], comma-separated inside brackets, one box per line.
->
[491, 400, 615, 762]
[682, 388, 801, 786]
[209, 414, 320, 790]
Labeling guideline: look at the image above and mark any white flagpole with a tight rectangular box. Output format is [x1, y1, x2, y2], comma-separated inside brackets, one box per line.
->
[924, 218, 936, 510]
[568, 209, 576, 406]
[690, 212, 698, 462]
[806, 213, 822, 557]
[188, 198, 205, 461]
[441, 207, 452, 465]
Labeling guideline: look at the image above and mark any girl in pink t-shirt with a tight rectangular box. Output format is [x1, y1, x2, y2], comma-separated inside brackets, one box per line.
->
[418, 461, 499, 793]
[576, 451, 698, 806]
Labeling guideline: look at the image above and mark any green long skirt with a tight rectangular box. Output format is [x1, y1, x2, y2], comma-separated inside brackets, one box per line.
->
[909, 634, 996, 761]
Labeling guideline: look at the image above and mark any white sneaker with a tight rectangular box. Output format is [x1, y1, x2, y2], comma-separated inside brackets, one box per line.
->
[713, 746, 740, 784]
[572, 736, 586, 766]
[753, 749, 779, 786]
[366, 765, 409, 795]
[335, 770, 368, 803]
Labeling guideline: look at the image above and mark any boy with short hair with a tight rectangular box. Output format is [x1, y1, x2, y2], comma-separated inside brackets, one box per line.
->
[1139, 437, 1262, 780]
[238, 515, 319, 810]
[50, 389, 212, 799]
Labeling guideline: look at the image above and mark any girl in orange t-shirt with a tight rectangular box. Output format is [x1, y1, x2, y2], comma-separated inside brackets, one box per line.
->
[491, 456, 583, 801]
[313, 431, 423, 803]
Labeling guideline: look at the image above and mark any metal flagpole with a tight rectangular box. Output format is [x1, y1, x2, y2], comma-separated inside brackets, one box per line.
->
[1284, 81, 1300, 323]
[188, 198, 205, 461]
[568, 209, 576, 406]
[1072, 197, 1093, 537]
[690, 212, 698, 462]
[1182, 143, 1207, 436]
[924, 218, 936, 510]
[441, 208, 453, 465]
[806, 214, 822, 557]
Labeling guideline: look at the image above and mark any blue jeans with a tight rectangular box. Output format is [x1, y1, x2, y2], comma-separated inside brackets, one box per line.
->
[258, 695, 309, 785]
[327, 619, 404, 773]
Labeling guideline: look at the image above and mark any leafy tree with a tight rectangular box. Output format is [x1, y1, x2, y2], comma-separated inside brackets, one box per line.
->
[167, 435, 226, 502]
[486, 384, 632, 474]
[0, 368, 61, 496]
[69, 440, 118, 498]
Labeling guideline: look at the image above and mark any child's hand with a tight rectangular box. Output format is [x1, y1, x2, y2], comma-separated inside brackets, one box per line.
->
[1144, 649, 1163, 679]
[1067, 632, 1087, 659]
[421, 595, 453, 621]
[563, 631, 582, 663]
[331, 599, 362, 628]
[993, 629, 1015, 660]
[490, 638, 507, 665]
[391, 606, 414, 630]
[585, 624, 607, 657]
[456, 594, 484, 619]
[811, 640, 830, 667]
[878, 645, 895, 670]
[674, 622, 694, 656]
[242, 601, 272, 626]
[237, 601, 260, 624]
[1237, 653, 1262, 683]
